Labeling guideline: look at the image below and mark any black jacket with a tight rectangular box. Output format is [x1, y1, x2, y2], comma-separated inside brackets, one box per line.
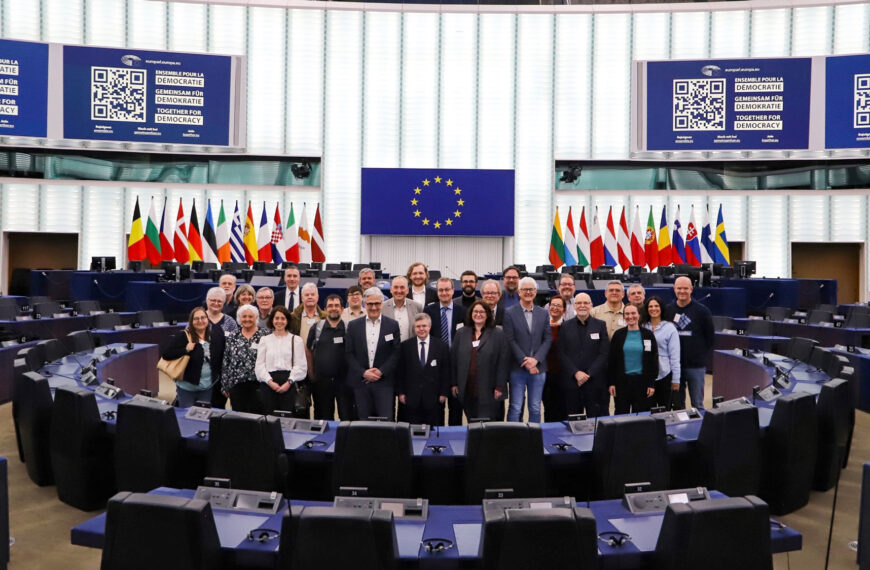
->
[608, 327, 658, 392]
[162, 324, 225, 387]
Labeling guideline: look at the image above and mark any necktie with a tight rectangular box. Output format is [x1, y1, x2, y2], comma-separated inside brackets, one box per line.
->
[420, 341, 426, 367]
[288, 291, 295, 310]
[441, 307, 450, 346]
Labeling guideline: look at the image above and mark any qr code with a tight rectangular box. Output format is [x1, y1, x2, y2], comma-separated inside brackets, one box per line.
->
[673, 78, 726, 131]
[91, 67, 147, 122]
[855, 74, 870, 129]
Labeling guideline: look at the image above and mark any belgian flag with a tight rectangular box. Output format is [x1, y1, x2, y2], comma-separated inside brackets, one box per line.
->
[187, 199, 204, 262]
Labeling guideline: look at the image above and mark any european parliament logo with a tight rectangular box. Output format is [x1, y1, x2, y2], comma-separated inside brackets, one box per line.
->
[361, 168, 514, 236]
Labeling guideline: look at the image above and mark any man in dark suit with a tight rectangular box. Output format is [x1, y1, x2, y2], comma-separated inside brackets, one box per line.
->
[424, 277, 466, 425]
[558, 292, 610, 417]
[407, 262, 438, 307]
[274, 265, 301, 312]
[504, 277, 552, 423]
[397, 313, 450, 425]
[345, 287, 401, 420]
[480, 279, 505, 326]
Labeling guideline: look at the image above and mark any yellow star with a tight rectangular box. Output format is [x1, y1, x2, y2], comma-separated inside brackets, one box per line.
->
[422, 218, 429, 225]
[434, 221, 441, 228]
[413, 210, 421, 217]
[414, 187, 421, 194]
[446, 179, 453, 186]
[422, 179, 430, 186]
[457, 199, 465, 206]
[454, 210, 461, 217]
[411, 198, 418, 205]
[434, 176, 442, 183]
[445, 219, 453, 226]
[454, 188, 461, 195]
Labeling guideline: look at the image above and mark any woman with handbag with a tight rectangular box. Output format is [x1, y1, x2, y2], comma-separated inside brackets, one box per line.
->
[162, 306, 223, 408]
[255, 305, 309, 416]
[221, 304, 269, 414]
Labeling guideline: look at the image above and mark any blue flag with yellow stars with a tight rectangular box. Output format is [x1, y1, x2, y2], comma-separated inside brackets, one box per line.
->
[361, 168, 514, 236]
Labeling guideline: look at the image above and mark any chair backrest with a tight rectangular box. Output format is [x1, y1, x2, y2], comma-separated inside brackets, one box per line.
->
[785, 336, 819, 363]
[333, 421, 414, 498]
[846, 311, 870, 329]
[712, 316, 733, 331]
[17, 346, 44, 371]
[0, 457, 8, 568]
[814, 378, 852, 492]
[697, 405, 761, 497]
[136, 310, 165, 326]
[74, 300, 102, 314]
[11, 358, 28, 462]
[807, 309, 834, 325]
[654, 496, 772, 570]
[761, 392, 817, 515]
[279, 506, 397, 570]
[0, 304, 18, 320]
[37, 338, 69, 363]
[765, 306, 792, 321]
[808, 347, 834, 372]
[93, 312, 122, 329]
[745, 319, 774, 336]
[207, 413, 288, 493]
[66, 330, 96, 353]
[115, 399, 182, 493]
[101, 492, 222, 570]
[591, 416, 669, 500]
[33, 301, 62, 317]
[18, 371, 54, 486]
[482, 506, 597, 570]
[817, 303, 838, 314]
[464, 422, 547, 504]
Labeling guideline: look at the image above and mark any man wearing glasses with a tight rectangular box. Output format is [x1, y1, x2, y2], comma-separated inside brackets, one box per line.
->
[424, 277, 466, 425]
[480, 279, 504, 326]
[501, 266, 521, 309]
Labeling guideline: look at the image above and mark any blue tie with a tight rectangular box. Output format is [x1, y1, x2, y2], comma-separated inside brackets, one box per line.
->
[420, 341, 426, 367]
[441, 307, 450, 346]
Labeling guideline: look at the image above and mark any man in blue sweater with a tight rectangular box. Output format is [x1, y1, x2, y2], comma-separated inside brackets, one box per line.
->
[663, 276, 714, 410]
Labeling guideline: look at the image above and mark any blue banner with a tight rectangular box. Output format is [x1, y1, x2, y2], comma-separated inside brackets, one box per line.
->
[361, 168, 514, 236]
[825, 54, 870, 149]
[62, 46, 232, 145]
[645, 58, 812, 151]
[0, 39, 48, 138]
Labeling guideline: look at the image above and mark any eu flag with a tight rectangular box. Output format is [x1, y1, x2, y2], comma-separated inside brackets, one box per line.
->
[361, 168, 514, 236]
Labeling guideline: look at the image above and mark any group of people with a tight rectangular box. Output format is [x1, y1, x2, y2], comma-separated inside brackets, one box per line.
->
[162, 262, 715, 424]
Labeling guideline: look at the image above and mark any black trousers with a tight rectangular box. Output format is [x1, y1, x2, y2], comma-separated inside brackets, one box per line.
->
[542, 371, 565, 422]
[653, 373, 678, 410]
[311, 376, 337, 420]
[563, 378, 608, 418]
[228, 382, 261, 414]
[613, 374, 653, 415]
[259, 383, 309, 418]
[353, 381, 395, 421]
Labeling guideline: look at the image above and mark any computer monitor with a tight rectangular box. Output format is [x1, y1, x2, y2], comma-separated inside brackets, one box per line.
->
[127, 261, 143, 272]
[163, 263, 190, 282]
[90, 257, 116, 272]
[734, 260, 756, 278]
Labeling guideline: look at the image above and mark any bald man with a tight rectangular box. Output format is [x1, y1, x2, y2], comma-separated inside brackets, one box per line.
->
[663, 276, 714, 410]
[558, 293, 610, 417]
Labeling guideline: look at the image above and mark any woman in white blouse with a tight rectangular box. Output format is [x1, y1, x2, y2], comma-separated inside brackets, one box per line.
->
[642, 296, 681, 410]
[255, 305, 308, 416]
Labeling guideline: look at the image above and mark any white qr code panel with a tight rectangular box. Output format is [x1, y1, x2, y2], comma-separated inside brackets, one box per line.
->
[672, 78, 726, 131]
[91, 67, 147, 122]
[855, 73, 870, 129]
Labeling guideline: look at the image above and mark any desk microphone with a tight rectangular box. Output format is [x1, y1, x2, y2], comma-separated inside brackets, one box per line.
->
[695, 293, 712, 301]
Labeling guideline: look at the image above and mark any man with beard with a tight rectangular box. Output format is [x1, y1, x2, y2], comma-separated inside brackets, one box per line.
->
[458, 270, 480, 310]
[307, 294, 353, 420]
[406, 262, 438, 307]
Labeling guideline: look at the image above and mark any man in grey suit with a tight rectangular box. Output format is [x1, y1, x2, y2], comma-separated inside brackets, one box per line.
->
[382, 275, 422, 342]
[503, 276, 552, 423]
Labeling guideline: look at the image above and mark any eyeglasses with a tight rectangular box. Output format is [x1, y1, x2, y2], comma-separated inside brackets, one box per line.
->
[471, 310, 487, 315]
[520, 288, 536, 293]
[365, 302, 382, 307]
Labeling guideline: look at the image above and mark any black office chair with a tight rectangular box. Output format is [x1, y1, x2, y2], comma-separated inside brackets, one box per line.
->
[696, 404, 762, 497]
[136, 310, 165, 327]
[207, 413, 289, 494]
[18, 371, 54, 485]
[11, 358, 28, 462]
[0, 304, 18, 320]
[28, 295, 52, 306]
[712, 316, 733, 331]
[764, 306, 792, 321]
[807, 347, 835, 373]
[32, 301, 62, 318]
[332, 421, 413, 498]
[101, 491, 223, 570]
[464, 422, 547, 504]
[846, 310, 870, 329]
[279, 506, 398, 570]
[654, 496, 772, 570]
[482, 507, 597, 570]
[0, 457, 7, 570]
[37, 338, 69, 363]
[51, 386, 115, 510]
[93, 312, 123, 330]
[817, 303, 838, 314]
[592, 416, 669, 500]
[814, 378, 851, 491]
[17, 345, 44, 371]
[807, 309, 834, 325]
[759, 392, 817, 515]
[74, 300, 102, 314]
[115, 398, 182, 493]
[66, 330, 96, 353]
[745, 319, 774, 336]
[784, 336, 819, 363]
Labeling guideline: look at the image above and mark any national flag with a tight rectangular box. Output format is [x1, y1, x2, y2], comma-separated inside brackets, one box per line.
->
[589, 206, 605, 269]
[549, 207, 566, 269]
[577, 206, 591, 267]
[603, 206, 618, 267]
[671, 206, 686, 265]
[187, 199, 203, 262]
[630, 205, 646, 268]
[563, 207, 578, 267]
[243, 202, 258, 265]
[257, 203, 272, 263]
[229, 201, 245, 264]
[173, 201, 189, 264]
[145, 197, 162, 266]
[617, 206, 632, 270]
[127, 197, 146, 262]
[284, 203, 299, 263]
[270, 203, 286, 265]
[159, 197, 174, 262]
[298, 203, 312, 263]
[657, 206, 671, 267]
[216, 201, 231, 264]
[714, 204, 731, 266]
[700, 205, 715, 264]
[311, 203, 326, 263]
[685, 206, 702, 267]
[644, 206, 659, 271]
[201, 199, 219, 264]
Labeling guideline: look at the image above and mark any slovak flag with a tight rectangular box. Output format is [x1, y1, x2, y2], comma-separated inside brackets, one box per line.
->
[685, 205, 702, 267]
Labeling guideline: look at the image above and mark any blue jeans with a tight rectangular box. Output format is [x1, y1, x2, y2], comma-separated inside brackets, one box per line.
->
[682, 367, 706, 410]
[508, 370, 546, 423]
[175, 386, 210, 408]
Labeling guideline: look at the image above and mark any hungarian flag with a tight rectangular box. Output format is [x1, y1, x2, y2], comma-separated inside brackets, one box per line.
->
[201, 200, 219, 264]
[589, 206, 605, 270]
[617, 206, 632, 270]
[284, 203, 299, 263]
[603, 207, 618, 267]
[127, 197, 146, 262]
[548, 207, 566, 268]
[563, 207, 578, 266]
[257, 203, 272, 263]
[630, 205, 645, 268]
[173, 201, 189, 264]
[644, 206, 659, 271]
[270, 203, 285, 264]
[229, 201, 245, 263]
[187, 199, 204, 262]
[243, 202, 258, 265]
[159, 196, 174, 262]
[671, 206, 686, 265]
[312, 203, 326, 263]
[145, 197, 162, 266]
[298, 203, 312, 263]
[577, 206, 591, 267]
[685, 206, 702, 267]
[216, 201, 231, 264]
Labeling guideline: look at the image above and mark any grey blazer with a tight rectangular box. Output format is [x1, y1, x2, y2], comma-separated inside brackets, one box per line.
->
[503, 304, 552, 373]
[381, 298, 422, 340]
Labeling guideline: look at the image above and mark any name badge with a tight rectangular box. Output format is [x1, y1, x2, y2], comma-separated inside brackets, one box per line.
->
[333, 337, 343, 344]
[673, 314, 682, 323]
[385, 334, 394, 342]
[472, 340, 481, 348]
[679, 330, 692, 336]
[456, 323, 464, 330]
[590, 333, 600, 340]
[617, 319, 626, 327]
[430, 359, 437, 367]
[643, 339, 652, 351]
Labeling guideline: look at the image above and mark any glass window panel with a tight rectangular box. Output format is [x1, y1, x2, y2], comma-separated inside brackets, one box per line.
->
[748, 195, 787, 278]
[44, 0, 82, 44]
[82, 186, 124, 267]
[401, 12, 439, 168]
[750, 9, 789, 57]
[792, 6, 832, 56]
[209, 4, 246, 55]
[711, 10, 748, 58]
[247, 7, 287, 154]
[86, 0, 125, 47]
[439, 13, 476, 169]
[477, 14, 515, 169]
[363, 12, 401, 168]
[633, 12, 669, 61]
[830, 194, 866, 242]
[554, 14, 592, 159]
[129, 0, 167, 50]
[834, 4, 869, 54]
[4, 0, 40, 40]
[286, 9, 325, 155]
[671, 12, 709, 60]
[592, 13, 630, 158]
[42, 185, 82, 233]
[169, 3, 206, 53]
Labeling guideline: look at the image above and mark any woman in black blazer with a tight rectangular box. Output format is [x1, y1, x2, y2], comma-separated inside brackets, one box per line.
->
[608, 304, 658, 414]
[162, 306, 225, 408]
[451, 300, 509, 422]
